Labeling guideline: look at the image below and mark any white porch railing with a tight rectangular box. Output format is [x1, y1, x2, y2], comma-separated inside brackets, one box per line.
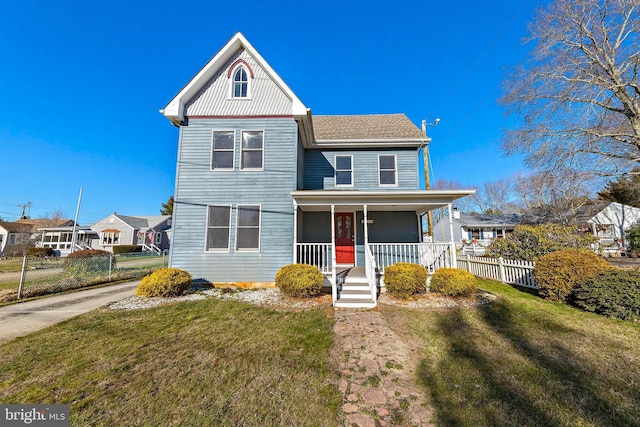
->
[142, 243, 162, 255]
[369, 243, 454, 274]
[364, 244, 377, 305]
[457, 255, 537, 289]
[295, 243, 333, 274]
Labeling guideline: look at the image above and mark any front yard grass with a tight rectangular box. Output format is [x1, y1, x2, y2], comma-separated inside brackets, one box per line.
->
[0, 298, 340, 426]
[380, 278, 640, 427]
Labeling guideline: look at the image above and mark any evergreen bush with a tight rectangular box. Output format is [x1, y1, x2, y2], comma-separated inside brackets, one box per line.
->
[64, 249, 113, 275]
[384, 262, 428, 299]
[275, 264, 324, 297]
[112, 245, 142, 254]
[27, 247, 55, 257]
[534, 249, 612, 302]
[430, 268, 478, 297]
[570, 269, 640, 321]
[136, 267, 193, 297]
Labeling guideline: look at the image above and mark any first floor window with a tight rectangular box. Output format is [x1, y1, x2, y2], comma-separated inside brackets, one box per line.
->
[101, 231, 120, 245]
[155, 232, 162, 245]
[206, 206, 231, 251]
[236, 205, 261, 250]
[379, 154, 397, 186]
[241, 131, 263, 169]
[335, 155, 353, 186]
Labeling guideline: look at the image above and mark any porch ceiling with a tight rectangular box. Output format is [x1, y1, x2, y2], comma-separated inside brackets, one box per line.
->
[291, 190, 475, 215]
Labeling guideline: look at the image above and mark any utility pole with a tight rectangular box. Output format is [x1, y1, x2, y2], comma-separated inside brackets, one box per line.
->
[17, 202, 32, 219]
[421, 119, 439, 240]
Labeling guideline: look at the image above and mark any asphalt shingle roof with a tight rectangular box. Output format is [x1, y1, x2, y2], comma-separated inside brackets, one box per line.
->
[458, 214, 522, 227]
[312, 114, 425, 141]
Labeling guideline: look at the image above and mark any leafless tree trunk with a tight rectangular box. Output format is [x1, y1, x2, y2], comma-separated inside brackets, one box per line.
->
[502, 0, 640, 177]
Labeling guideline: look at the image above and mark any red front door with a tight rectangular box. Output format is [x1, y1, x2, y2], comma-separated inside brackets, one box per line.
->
[335, 212, 355, 264]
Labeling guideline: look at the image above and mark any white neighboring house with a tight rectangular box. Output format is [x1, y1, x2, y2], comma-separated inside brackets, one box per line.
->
[570, 202, 640, 254]
[0, 222, 33, 256]
[90, 213, 172, 254]
[37, 224, 98, 257]
[432, 209, 522, 255]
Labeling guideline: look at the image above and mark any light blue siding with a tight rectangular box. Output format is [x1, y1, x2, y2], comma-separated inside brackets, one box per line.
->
[170, 118, 297, 282]
[303, 148, 419, 190]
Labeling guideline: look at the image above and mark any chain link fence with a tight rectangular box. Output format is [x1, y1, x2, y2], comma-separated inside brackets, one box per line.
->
[0, 253, 167, 303]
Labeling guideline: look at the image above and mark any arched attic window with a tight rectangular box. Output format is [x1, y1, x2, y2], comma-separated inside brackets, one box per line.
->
[228, 59, 254, 99]
[233, 67, 248, 98]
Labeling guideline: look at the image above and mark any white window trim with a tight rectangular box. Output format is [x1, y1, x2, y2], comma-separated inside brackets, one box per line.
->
[235, 204, 261, 252]
[155, 232, 162, 245]
[205, 205, 232, 253]
[334, 155, 354, 187]
[240, 130, 265, 171]
[101, 231, 121, 246]
[210, 130, 236, 171]
[378, 154, 398, 187]
[228, 65, 252, 99]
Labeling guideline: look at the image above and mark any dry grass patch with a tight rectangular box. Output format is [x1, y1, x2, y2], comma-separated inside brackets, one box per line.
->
[0, 298, 341, 426]
[380, 279, 640, 427]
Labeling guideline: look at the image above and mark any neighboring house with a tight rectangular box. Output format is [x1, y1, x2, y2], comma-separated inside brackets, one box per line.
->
[90, 213, 172, 254]
[0, 222, 34, 256]
[161, 32, 474, 307]
[433, 210, 522, 255]
[37, 224, 98, 257]
[565, 202, 640, 254]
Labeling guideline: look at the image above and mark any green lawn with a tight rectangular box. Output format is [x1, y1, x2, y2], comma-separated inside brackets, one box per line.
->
[380, 279, 640, 427]
[0, 298, 340, 426]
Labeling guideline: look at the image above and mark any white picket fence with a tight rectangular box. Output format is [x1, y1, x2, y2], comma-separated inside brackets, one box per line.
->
[457, 255, 537, 289]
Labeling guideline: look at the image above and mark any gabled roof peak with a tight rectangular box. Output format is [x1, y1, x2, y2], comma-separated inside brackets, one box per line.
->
[161, 32, 307, 126]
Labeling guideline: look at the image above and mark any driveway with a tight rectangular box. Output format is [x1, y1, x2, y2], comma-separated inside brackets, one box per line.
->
[0, 281, 139, 344]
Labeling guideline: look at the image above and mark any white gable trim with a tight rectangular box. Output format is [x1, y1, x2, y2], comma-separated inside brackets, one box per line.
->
[161, 32, 307, 126]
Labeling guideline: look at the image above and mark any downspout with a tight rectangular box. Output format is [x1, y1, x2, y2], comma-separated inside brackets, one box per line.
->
[448, 203, 457, 268]
[292, 201, 298, 264]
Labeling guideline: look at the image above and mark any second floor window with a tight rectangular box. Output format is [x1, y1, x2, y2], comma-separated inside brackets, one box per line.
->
[241, 131, 263, 169]
[379, 154, 397, 186]
[212, 130, 235, 170]
[233, 67, 248, 98]
[335, 156, 353, 186]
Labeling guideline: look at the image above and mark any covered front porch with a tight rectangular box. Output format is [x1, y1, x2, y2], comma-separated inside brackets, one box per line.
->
[291, 190, 473, 308]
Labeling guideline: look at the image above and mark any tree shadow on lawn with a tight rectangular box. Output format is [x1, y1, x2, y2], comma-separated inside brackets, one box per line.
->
[417, 299, 640, 427]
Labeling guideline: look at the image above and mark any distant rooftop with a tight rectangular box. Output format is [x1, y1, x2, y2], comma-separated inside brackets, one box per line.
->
[458, 213, 522, 227]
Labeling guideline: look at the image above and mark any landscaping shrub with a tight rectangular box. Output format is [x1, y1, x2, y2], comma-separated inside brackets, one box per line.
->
[626, 222, 640, 252]
[136, 267, 192, 297]
[64, 249, 113, 275]
[275, 264, 324, 298]
[430, 268, 477, 297]
[570, 269, 640, 321]
[534, 249, 612, 302]
[384, 262, 428, 299]
[486, 224, 599, 261]
[27, 247, 55, 257]
[112, 245, 142, 254]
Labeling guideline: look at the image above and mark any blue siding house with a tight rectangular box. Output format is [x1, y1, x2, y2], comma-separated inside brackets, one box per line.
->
[161, 33, 473, 307]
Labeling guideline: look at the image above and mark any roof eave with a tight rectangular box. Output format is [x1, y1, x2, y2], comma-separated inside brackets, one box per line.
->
[312, 138, 429, 148]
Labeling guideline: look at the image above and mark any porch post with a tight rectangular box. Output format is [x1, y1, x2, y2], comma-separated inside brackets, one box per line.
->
[292, 201, 298, 263]
[330, 205, 336, 303]
[363, 204, 369, 246]
[448, 203, 457, 268]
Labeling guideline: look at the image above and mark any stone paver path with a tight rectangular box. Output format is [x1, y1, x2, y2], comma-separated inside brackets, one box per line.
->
[334, 309, 432, 426]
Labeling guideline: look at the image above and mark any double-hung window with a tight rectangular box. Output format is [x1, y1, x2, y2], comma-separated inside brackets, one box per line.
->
[236, 205, 261, 251]
[101, 231, 120, 245]
[335, 155, 353, 186]
[378, 154, 397, 186]
[211, 131, 235, 170]
[206, 206, 231, 251]
[155, 232, 162, 245]
[241, 131, 263, 170]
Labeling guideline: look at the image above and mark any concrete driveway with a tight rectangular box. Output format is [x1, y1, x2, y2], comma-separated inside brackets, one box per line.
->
[0, 281, 139, 344]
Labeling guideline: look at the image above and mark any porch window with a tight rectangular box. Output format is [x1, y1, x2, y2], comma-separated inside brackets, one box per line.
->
[241, 131, 263, 170]
[378, 154, 397, 186]
[232, 67, 248, 98]
[236, 205, 261, 251]
[335, 155, 353, 186]
[206, 205, 231, 251]
[211, 130, 235, 170]
[101, 231, 120, 246]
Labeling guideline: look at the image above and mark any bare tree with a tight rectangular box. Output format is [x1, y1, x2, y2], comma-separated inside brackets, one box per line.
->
[502, 0, 640, 178]
[470, 178, 517, 214]
[513, 169, 594, 223]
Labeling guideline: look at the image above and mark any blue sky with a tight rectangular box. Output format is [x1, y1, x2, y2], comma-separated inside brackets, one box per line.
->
[0, 0, 540, 224]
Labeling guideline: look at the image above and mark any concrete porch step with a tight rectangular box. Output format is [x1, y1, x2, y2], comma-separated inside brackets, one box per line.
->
[339, 290, 374, 300]
[334, 298, 377, 308]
